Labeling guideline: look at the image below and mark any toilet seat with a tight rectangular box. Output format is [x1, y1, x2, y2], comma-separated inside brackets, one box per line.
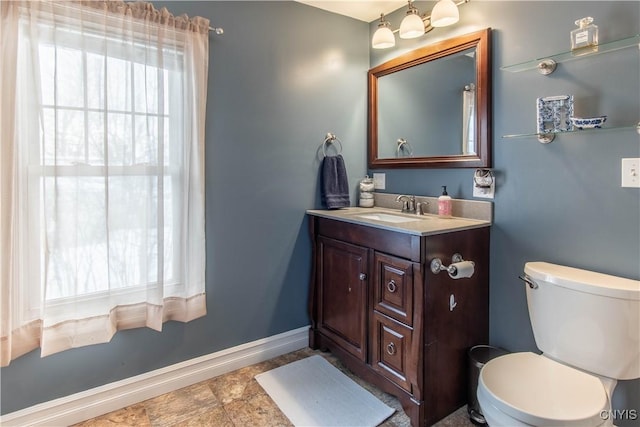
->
[478, 352, 609, 427]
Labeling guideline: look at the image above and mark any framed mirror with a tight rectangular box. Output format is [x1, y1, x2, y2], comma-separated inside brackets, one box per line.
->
[368, 28, 491, 168]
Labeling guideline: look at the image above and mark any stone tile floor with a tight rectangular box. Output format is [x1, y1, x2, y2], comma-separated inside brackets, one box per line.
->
[72, 348, 475, 427]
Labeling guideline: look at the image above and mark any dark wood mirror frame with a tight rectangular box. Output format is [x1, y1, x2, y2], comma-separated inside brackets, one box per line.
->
[368, 28, 491, 169]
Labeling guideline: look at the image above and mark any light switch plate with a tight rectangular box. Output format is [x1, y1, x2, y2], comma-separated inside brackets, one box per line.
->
[373, 173, 386, 190]
[621, 158, 640, 188]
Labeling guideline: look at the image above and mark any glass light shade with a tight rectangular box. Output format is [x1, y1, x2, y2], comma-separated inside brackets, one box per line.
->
[372, 26, 395, 49]
[430, 0, 459, 27]
[399, 13, 425, 39]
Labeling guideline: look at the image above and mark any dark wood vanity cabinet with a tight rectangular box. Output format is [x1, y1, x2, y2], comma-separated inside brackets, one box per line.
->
[308, 216, 489, 427]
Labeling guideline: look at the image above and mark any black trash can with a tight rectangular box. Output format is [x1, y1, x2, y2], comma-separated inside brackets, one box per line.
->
[467, 345, 509, 425]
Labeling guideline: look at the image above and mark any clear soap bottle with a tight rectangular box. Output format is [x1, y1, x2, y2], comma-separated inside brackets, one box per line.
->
[571, 17, 598, 54]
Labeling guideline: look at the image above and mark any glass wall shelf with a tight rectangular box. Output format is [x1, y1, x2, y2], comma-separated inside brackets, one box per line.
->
[503, 124, 640, 142]
[501, 34, 640, 74]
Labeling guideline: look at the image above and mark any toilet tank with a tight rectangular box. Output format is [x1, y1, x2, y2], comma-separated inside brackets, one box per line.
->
[524, 262, 640, 380]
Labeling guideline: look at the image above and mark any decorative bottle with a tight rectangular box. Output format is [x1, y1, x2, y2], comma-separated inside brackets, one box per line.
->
[359, 176, 375, 208]
[571, 17, 598, 54]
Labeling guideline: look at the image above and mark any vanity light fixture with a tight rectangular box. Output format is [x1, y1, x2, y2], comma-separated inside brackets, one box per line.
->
[399, 1, 425, 39]
[431, 0, 460, 27]
[372, 0, 469, 49]
[372, 14, 396, 48]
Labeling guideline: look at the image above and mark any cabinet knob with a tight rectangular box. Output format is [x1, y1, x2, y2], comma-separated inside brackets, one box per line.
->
[386, 342, 396, 355]
[359, 273, 367, 281]
[386, 280, 397, 293]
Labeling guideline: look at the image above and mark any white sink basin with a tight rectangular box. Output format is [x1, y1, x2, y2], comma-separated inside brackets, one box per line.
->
[355, 212, 426, 223]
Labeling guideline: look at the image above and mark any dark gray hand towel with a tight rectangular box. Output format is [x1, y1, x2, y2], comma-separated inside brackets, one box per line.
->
[321, 155, 350, 209]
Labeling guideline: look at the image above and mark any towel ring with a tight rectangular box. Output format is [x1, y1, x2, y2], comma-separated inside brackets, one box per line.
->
[322, 132, 343, 157]
[396, 138, 414, 157]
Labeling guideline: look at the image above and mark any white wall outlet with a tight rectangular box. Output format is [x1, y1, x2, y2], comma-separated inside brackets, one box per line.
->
[473, 177, 495, 199]
[373, 173, 386, 190]
[621, 158, 640, 188]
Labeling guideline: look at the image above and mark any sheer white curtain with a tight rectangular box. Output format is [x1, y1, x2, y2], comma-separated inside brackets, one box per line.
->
[462, 83, 476, 155]
[1, 0, 208, 366]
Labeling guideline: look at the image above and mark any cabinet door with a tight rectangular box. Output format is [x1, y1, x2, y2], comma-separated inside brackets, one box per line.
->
[318, 236, 369, 362]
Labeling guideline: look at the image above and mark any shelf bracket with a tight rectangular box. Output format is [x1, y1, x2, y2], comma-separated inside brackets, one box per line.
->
[537, 133, 555, 143]
[536, 59, 557, 75]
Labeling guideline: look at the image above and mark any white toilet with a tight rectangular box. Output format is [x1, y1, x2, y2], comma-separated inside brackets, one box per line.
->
[477, 262, 640, 427]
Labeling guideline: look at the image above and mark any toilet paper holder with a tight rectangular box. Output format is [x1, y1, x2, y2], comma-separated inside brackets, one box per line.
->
[430, 253, 473, 276]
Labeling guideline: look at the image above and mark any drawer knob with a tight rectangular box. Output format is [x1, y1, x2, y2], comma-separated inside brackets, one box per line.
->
[386, 342, 396, 355]
[386, 280, 397, 293]
[359, 273, 367, 281]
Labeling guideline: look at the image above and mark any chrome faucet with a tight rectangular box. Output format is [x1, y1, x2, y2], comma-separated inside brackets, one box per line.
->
[396, 195, 416, 213]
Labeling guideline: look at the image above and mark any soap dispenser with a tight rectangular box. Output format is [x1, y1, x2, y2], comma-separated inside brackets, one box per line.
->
[438, 186, 452, 218]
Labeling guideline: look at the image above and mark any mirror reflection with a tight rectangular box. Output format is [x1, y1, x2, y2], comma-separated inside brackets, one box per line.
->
[368, 28, 491, 168]
[377, 47, 477, 158]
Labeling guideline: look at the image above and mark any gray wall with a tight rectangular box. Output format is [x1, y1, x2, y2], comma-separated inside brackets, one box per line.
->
[2, 1, 639, 425]
[0, 1, 368, 414]
[370, 1, 640, 425]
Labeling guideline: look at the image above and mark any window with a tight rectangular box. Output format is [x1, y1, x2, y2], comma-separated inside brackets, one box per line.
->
[30, 30, 183, 320]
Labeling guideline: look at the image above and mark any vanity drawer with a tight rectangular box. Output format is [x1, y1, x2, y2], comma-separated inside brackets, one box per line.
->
[371, 312, 413, 393]
[373, 252, 415, 326]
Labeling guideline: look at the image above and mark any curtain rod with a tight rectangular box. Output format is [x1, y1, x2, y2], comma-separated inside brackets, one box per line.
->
[29, 1, 225, 35]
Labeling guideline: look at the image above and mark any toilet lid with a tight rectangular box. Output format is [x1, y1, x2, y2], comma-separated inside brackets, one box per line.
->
[479, 352, 608, 427]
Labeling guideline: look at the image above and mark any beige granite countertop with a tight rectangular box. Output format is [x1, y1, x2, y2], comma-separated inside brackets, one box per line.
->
[306, 206, 491, 236]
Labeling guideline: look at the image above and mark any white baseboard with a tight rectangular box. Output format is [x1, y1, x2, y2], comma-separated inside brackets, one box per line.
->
[1, 326, 309, 427]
